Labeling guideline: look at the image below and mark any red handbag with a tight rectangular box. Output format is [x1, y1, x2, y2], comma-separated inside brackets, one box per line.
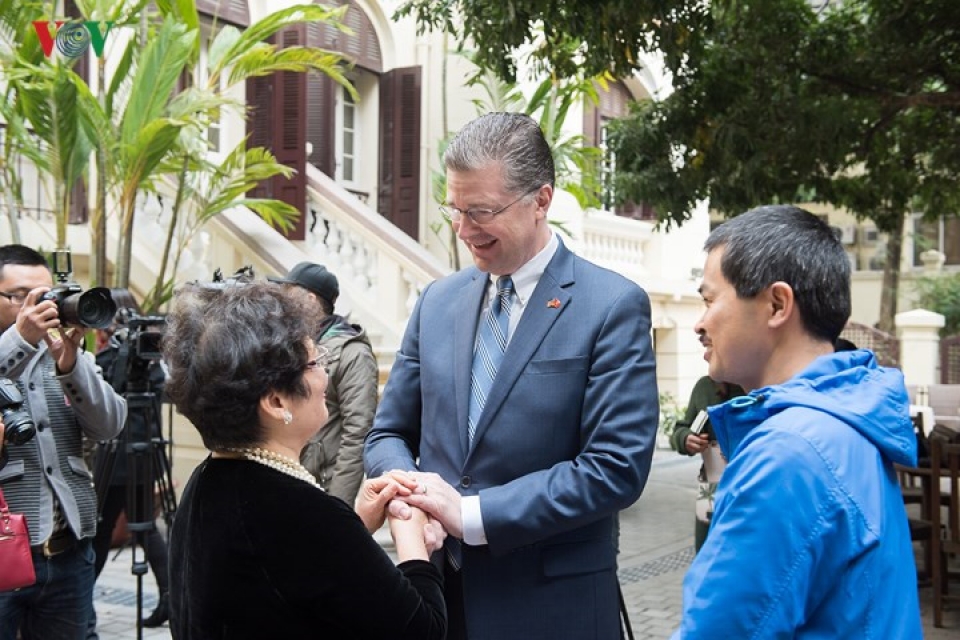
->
[0, 486, 36, 591]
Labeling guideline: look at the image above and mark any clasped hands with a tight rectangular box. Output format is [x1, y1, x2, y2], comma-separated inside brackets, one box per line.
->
[356, 470, 460, 555]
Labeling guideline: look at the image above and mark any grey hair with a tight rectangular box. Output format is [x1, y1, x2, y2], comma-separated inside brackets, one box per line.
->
[162, 282, 320, 451]
[444, 112, 555, 194]
[704, 205, 851, 343]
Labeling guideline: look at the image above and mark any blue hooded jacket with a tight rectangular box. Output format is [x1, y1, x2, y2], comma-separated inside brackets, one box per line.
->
[671, 350, 922, 639]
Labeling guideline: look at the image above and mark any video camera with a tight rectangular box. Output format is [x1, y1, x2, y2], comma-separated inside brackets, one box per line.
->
[107, 308, 167, 395]
[41, 250, 116, 329]
[116, 308, 166, 361]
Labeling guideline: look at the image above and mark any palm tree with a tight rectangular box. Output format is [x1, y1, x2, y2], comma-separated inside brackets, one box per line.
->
[1, 0, 353, 304]
[78, 1, 354, 295]
[137, 3, 355, 309]
[0, 0, 94, 248]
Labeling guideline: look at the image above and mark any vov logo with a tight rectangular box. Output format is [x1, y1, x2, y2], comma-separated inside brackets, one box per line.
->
[32, 20, 115, 58]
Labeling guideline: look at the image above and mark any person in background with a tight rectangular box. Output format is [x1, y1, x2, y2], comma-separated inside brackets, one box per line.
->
[89, 294, 171, 633]
[365, 112, 659, 640]
[162, 281, 445, 639]
[0, 244, 127, 639]
[672, 205, 920, 638]
[269, 262, 377, 506]
[670, 375, 744, 551]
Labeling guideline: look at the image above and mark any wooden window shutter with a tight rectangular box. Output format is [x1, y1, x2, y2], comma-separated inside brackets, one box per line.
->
[245, 27, 307, 239]
[195, 0, 250, 27]
[274, 25, 308, 240]
[378, 66, 421, 241]
[65, 0, 88, 224]
[246, 71, 274, 200]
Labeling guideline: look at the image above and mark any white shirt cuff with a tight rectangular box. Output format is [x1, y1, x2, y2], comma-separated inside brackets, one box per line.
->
[461, 495, 487, 546]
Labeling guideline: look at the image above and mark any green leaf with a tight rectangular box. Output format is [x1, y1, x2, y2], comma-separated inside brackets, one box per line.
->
[120, 17, 194, 149]
[122, 118, 184, 187]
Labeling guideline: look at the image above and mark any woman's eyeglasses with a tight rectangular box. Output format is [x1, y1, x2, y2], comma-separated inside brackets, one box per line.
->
[304, 345, 330, 371]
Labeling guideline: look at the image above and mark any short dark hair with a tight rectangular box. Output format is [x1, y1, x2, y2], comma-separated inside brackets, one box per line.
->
[444, 112, 555, 194]
[704, 205, 851, 343]
[0, 244, 50, 278]
[161, 282, 320, 451]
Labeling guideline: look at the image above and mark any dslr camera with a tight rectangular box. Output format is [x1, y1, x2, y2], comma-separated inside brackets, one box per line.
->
[0, 378, 36, 445]
[40, 250, 116, 330]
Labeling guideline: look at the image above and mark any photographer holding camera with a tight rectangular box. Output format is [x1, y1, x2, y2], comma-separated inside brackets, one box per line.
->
[0, 244, 126, 639]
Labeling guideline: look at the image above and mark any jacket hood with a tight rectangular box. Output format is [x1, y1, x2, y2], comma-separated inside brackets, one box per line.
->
[708, 349, 917, 468]
[319, 314, 363, 340]
[318, 314, 370, 353]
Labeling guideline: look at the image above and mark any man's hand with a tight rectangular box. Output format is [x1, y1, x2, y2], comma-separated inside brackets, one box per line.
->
[15, 288, 58, 346]
[684, 433, 710, 454]
[44, 326, 85, 375]
[391, 471, 464, 539]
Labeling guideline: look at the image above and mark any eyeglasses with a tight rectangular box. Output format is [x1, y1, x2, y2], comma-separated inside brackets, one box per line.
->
[304, 345, 330, 372]
[440, 187, 540, 225]
[0, 291, 27, 306]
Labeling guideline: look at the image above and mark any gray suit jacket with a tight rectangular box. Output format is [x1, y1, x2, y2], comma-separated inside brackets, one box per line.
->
[365, 241, 659, 640]
[0, 327, 126, 544]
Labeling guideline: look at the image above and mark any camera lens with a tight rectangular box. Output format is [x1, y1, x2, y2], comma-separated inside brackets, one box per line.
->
[1, 407, 36, 445]
[60, 287, 117, 329]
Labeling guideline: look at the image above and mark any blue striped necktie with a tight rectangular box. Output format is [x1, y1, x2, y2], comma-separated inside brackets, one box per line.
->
[468, 276, 514, 443]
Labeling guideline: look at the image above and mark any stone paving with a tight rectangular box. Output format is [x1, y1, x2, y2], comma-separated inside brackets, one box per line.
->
[93, 449, 958, 639]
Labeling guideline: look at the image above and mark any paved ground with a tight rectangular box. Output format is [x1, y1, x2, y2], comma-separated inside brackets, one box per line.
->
[94, 449, 958, 639]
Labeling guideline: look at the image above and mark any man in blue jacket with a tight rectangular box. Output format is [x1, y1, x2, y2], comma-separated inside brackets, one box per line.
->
[673, 205, 921, 638]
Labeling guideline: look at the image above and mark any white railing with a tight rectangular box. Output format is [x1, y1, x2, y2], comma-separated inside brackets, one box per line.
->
[205, 166, 448, 351]
[557, 205, 655, 286]
[579, 213, 653, 284]
[299, 165, 449, 349]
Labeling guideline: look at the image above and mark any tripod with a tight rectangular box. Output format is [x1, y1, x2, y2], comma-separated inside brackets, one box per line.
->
[93, 342, 177, 638]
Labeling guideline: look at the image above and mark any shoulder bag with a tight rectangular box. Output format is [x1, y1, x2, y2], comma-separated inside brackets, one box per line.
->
[0, 486, 36, 591]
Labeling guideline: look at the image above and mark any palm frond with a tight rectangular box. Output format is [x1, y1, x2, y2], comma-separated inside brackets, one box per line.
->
[236, 199, 300, 231]
[120, 17, 194, 148]
[121, 118, 185, 188]
[216, 4, 349, 72]
[105, 36, 137, 114]
[227, 45, 355, 99]
[167, 85, 237, 123]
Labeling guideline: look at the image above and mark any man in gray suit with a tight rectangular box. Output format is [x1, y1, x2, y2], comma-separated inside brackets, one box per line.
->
[364, 113, 659, 640]
[0, 244, 126, 639]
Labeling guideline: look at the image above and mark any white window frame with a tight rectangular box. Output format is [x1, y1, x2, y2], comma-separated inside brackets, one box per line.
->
[335, 83, 359, 187]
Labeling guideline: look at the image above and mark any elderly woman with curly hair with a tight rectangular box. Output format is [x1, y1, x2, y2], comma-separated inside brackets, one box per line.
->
[162, 282, 446, 639]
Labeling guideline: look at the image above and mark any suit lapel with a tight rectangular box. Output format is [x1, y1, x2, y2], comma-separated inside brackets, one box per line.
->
[467, 243, 576, 451]
[455, 272, 489, 457]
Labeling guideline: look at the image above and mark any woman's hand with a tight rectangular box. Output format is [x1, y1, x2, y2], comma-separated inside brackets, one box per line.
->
[355, 470, 420, 533]
[389, 506, 447, 562]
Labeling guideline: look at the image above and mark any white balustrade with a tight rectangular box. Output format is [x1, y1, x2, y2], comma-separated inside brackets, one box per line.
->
[573, 210, 652, 285]
[303, 165, 447, 348]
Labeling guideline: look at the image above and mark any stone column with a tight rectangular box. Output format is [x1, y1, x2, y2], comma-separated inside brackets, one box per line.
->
[895, 308, 945, 386]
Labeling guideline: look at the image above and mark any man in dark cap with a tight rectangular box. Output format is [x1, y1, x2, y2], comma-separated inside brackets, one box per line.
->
[269, 262, 378, 506]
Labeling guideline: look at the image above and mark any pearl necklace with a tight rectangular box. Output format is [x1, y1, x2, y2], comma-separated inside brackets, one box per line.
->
[227, 447, 320, 488]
